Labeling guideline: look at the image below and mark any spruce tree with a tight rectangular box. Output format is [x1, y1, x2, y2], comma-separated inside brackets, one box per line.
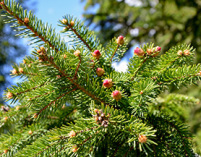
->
[0, 0, 34, 105]
[0, 0, 201, 156]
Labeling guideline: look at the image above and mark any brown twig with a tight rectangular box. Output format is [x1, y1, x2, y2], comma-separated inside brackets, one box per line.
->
[45, 56, 106, 104]
[110, 44, 119, 62]
[16, 81, 46, 95]
[68, 25, 92, 51]
[2, 2, 106, 105]
[130, 57, 147, 81]
[159, 56, 182, 73]
[18, 72, 38, 76]
[156, 74, 198, 85]
[47, 126, 99, 156]
[37, 88, 77, 115]
[74, 56, 81, 79]
[29, 86, 70, 100]
[123, 146, 133, 157]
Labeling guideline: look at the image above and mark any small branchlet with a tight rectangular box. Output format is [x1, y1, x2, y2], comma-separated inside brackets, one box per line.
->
[93, 109, 110, 127]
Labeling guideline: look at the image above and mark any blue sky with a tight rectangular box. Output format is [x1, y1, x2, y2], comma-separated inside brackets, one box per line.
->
[3, 0, 130, 104]
[4, 1, 88, 104]
[34, 0, 85, 32]
[25, 0, 129, 72]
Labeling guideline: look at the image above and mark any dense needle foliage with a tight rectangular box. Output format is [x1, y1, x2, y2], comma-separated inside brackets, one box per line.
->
[0, 0, 201, 156]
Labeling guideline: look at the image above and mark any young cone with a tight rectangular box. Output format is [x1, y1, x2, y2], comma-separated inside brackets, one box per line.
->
[103, 79, 113, 88]
[116, 35, 124, 45]
[12, 69, 18, 75]
[92, 50, 101, 59]
[74, 50, 81, 57]
[6, 92, 13, 99]
[69, 130, 76, 138]
[134, 47, 145, 57]
[138, 134, 147, 143]
[112, 90, 122, 101]
[96, 68, 105, 77]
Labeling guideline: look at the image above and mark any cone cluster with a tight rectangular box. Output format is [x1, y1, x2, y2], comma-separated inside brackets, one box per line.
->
[93, 109, 110, 127]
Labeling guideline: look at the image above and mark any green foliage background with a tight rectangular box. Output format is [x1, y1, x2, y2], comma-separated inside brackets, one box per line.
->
[82, 0, 201, 154]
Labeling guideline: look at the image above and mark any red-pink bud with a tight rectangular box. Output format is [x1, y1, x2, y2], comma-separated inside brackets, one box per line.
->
[116, 35, 124, 45]
[156, 46, 161, 51]
[152, 46, 161, 57]
[96, 68, 105, 77]
[111, 90, 122, 101]
[103, 79, 113, 88]
[92, 50, 101, 59]
[134, 47, 145, 57]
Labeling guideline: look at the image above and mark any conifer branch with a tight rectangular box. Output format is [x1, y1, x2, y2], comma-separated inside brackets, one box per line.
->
[29, 86, 71, 100]
[0, 129, 45, 156]
[0, 1, 59, 52]
[165, 119, 188, 156]
[46, 126, 99, 156]
[159, 56, 182, 73]
[1, 1, 199, 155]
[110, 44, 119, 62]
[29, 90, 52, 100]
[74, 56, 81, 79]
[16, 81, 46, 95]
[68, 24, 92, 51]
[1, 1, 106, 104]
[45, 56, 106, 104]
[17, 72, 38, 76]
[37, 88, 77, 115]
[166, 144, 174, 157]
[36, 141, 61, 156]
[157, 73, 199, 85]
[131, 57, 147, 81]
[59, 126, 99, 141]
[123, 146, 133, 157]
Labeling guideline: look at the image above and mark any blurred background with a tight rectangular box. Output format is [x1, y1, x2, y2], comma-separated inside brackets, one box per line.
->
[0, 0, 201, 154]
